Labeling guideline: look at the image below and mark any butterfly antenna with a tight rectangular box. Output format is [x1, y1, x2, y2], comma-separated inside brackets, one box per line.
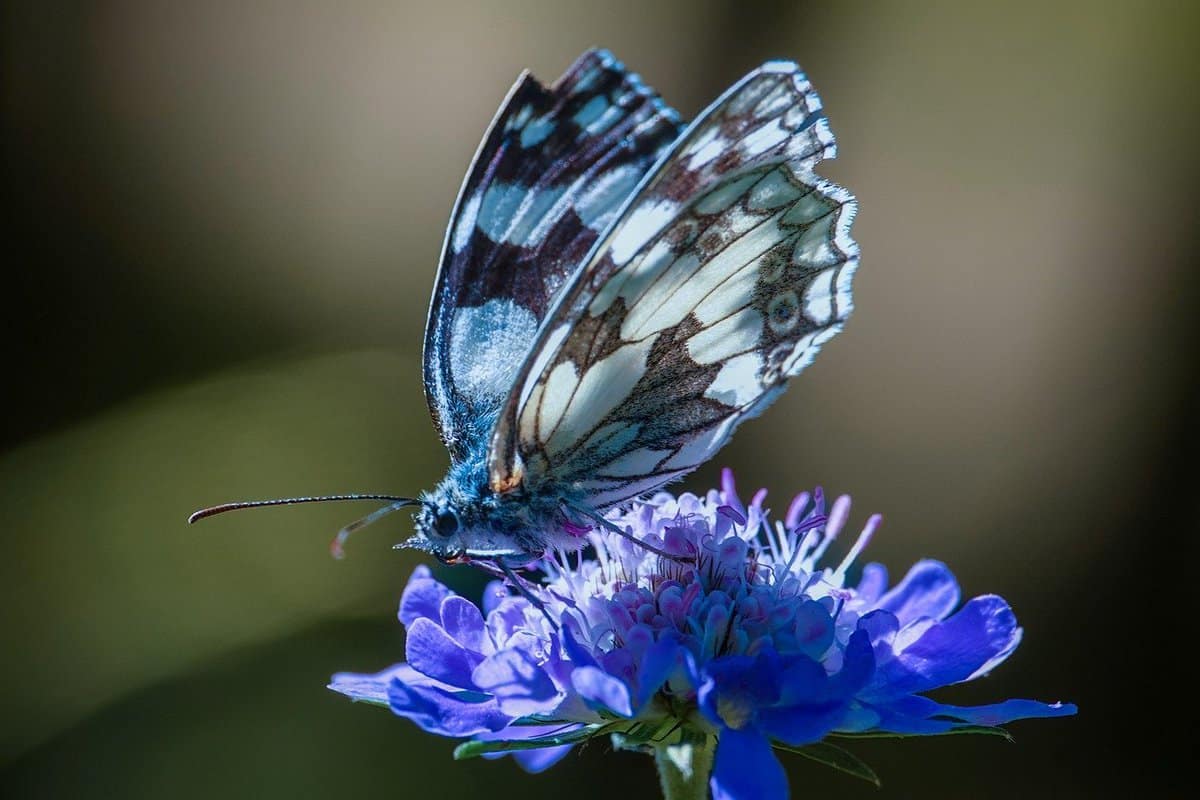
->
[188, 494, 421, 524]
[188, 494, 425, 558]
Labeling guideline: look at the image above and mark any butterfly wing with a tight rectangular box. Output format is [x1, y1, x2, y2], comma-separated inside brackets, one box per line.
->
[422, 49, 683, 460]
[487, 62, 858, 507]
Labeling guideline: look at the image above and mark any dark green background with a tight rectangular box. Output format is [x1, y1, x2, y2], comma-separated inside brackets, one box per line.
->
[3, 1, 1193, 797]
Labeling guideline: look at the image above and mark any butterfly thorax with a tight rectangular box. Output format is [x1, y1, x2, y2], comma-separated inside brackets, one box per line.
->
[405, 443, 586, 565]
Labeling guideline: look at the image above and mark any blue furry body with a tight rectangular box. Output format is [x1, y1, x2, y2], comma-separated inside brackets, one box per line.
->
[410, 407, 587, 563]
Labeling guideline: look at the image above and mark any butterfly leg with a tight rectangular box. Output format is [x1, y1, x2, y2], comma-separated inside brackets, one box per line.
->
[496, 561, 560, 627]
[561, 500, 694, 563]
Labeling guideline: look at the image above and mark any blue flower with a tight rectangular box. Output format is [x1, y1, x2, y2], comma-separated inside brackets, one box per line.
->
[331, 470, 1075, 797]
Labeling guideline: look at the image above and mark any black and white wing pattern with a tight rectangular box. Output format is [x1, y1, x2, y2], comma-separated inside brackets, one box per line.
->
[423, 49, 683, 460]
[488, 62, 858, 507]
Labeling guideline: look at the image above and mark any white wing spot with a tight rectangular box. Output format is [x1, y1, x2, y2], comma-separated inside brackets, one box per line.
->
[686, 307, 763, 365]
[449, 299, 538, 402]
[538, 361, 579, 443]
[609, 200, 679, 265]
[695, 173, 761, 215]
[572, 95, 608, 127]
[742, 119, 788, 157]
[518, 324, 571, 410]
[802, 269, 834, 325]
[451, 190, 482, 253]
[597, 447, 672, 478]
[704, 352, 763, 407]
[547, 338, 653, 455]
[748, 169, 803, 211]
[520, 115, 556, 148]
[663, 418, 736, 470]
[576, 163, 643, 231]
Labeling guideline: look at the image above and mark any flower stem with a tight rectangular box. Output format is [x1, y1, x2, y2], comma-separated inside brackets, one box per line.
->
[654, 736, 715, 800]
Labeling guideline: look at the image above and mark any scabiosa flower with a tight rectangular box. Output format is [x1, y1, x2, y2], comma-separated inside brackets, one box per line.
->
[331, 470, 1074, 799]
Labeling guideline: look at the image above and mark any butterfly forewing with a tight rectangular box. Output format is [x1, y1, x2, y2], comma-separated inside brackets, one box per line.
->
[488, 63, 858, 507]
[423, 49, 682, 459]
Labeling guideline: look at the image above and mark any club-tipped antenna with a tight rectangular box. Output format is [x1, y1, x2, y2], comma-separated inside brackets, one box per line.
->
[187, 494, 422, 525]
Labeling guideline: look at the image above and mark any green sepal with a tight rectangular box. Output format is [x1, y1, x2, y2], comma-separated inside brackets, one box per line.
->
[346, 696, 391, 709]
[452, 724, 607, 760]
[774, 740, 881, 787]
[832, 724, 1013, 742]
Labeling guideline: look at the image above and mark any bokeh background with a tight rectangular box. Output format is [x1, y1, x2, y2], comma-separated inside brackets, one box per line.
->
[3, 1, 1195, 797]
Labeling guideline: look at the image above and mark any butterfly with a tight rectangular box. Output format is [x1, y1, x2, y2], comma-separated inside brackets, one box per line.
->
[191, 49, 858, 568]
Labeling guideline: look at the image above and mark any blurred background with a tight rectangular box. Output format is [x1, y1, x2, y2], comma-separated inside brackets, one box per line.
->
[2, 1, 1194, 797]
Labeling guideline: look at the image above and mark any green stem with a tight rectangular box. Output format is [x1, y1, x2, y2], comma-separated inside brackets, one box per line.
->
[654, 736, 715, 800]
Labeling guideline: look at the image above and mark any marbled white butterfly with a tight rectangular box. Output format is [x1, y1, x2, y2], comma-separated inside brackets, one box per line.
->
[191, 49, 858, 568]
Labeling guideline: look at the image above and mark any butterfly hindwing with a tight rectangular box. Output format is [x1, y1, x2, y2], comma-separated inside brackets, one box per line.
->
[423, 49, 683, 459]
[488, 63, 858, 507]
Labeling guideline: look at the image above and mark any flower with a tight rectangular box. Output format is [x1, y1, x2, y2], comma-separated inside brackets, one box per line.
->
[331, 470, 1075, 798]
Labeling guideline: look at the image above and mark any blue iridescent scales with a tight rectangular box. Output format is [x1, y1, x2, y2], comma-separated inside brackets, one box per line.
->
[412, 48, 858, 562]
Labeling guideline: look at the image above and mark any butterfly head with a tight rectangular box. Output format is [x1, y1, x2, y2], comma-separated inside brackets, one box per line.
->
[399, 470, 544, 567]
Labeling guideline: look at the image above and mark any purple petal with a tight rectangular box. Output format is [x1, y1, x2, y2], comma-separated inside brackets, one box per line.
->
[830, 629, 875, 697]
[475, 724, 581, 773]
[560, 624, 599, 669]
[398, 565, 453, 627]
[481, 580, 509, 615]
[387, 681, 511, 737]
[635, 639, 683, 709]
[889, 595, 1022, 693]
[405, 617, 485, 689]
[328, 662, 453, 703]
[486, 596, 534, 647]
[857, 610, 899, 652]
[774, 654, 827, 707]
[933, 698, 1078, 726]
[854, 562, 889, 603]
[758, 701, 848, 746]
[471, 649, 562, 717]
[513, 745, 574, 773]
[441, 595, 488, 654]
[711, 726, 787, 800]
[570, 665, 633, 717]
[877, 560, 961, 625]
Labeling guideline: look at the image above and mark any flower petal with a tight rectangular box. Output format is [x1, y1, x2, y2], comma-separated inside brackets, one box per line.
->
[471, 649, 562, 717]
[474, 724, 581, 773]
[513, 744, 574, 773]
[481, 580, 509, 615]
[387, 681, 511, 737]
[711, 726, 788, 800]
[854, 563, 889, 604]
[758, 700, 848, 747]
[635, 638, 684, 709]
[398, 565, 453, 627]
[560, 624, 599, 669]
[877, 560, 960, 625]
[570, 665, 633, 717]
[441, 595, 488, 654]
[405, 617, 485, 688]
[888, 595, 1021, 693]
[933, 698, 1078, 726]
[328, 662, 454, 703]
[829, 629, 875, 697]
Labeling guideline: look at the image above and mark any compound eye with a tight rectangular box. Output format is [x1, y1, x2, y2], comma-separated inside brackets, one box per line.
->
[433, 508, 460, 538]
